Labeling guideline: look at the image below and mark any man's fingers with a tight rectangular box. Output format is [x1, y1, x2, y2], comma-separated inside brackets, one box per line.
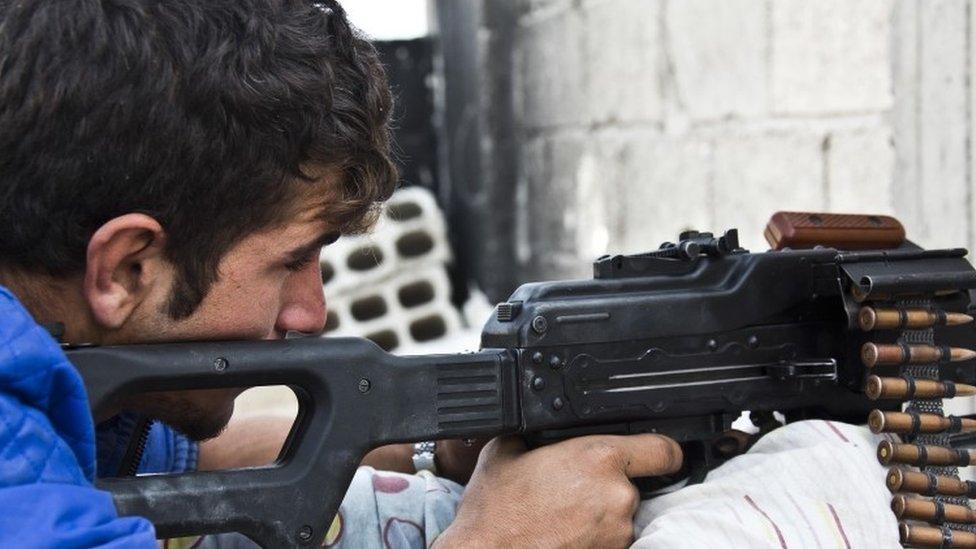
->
[597, 433, 683, 478]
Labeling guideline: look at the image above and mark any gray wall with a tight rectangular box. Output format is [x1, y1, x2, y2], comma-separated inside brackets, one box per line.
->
[436, 0, 972, 300]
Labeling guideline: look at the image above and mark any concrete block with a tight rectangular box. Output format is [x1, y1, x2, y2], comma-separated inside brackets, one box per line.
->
[320, 186, 451, 296]
[521, 251, 592, 283]
[320, 234, 397, 297]
[771, 0, 893, 114]
[518, 0, 573, 23]
[712, 131, 826, 250]
[889, 0, 971, 250]
[325, 267, 462, 352]
[381, 187, 453, 271]
[891, 0, 921, 239]
[826, 127, 895, 215]
[521, 134, 587, 259]
[517, 10, 586, 128]
[915, 0, 970, 250]
[604, 133, 713, 254]
[571, 138, 615, 261]
[665, 0, 767, 121]
[581, 0, 662, 124]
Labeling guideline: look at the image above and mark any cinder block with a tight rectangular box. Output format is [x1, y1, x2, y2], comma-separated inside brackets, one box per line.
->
[324, 267, 461, 353]
[826, 128, 895, 215]
[319, 233, 397, 297]
[580, 0, 662, 125]
[382, 187, 452, 272]
[320, 186, 451, 296]
[771, 0, 893, 114]
[517, 9, 586, 129]
[382, 186, 444, 228]
[665, 0, 767, 121]
[712, 130, 826, 250]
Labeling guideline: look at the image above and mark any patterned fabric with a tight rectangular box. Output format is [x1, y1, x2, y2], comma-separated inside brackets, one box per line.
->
[0, 286, 156, 547]
[633, 420, 899, 548]
[188, 421, 896, 548]
[333, 468, 463, 548]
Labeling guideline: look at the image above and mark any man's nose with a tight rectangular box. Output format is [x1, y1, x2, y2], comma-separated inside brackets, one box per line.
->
[275, 260, 327, 335]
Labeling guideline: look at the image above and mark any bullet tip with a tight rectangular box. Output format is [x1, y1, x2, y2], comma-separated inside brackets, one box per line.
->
[954, 347, 976, 362]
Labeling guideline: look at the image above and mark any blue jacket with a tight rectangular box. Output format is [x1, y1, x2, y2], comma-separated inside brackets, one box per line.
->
[0, 286, 156, 547]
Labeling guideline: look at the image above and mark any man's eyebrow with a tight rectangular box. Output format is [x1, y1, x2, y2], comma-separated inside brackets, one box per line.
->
[284, 230, 341, 261]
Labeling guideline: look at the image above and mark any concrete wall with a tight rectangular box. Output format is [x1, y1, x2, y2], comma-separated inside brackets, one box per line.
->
[437, 0, 976, 291]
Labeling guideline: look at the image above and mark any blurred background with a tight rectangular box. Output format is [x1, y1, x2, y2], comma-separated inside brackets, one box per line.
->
[352, 0, 965, 299]
[243, 0, 976, 412]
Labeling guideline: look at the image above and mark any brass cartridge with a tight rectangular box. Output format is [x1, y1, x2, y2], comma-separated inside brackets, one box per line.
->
[892, 495, 976, 524]
[869, 410, 976, 435]
[858, 306, 973, 331]
[865, 376, 976, 400]
[900, 523, 976, 548]
[861, 343, 976, 368]
[886, 468, 976, 498]
[877, 441, 975, 467]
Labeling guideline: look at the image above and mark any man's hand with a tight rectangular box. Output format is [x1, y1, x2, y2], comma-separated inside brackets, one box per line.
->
[433, 434, 682, 549]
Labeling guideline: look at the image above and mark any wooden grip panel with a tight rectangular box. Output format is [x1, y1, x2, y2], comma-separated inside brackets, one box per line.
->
[764, 211, 905, 250]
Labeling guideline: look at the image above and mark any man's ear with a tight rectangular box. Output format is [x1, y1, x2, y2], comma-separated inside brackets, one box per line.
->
[84, 213, 168, 329]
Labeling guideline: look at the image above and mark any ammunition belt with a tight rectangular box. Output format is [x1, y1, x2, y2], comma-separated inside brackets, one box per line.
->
[864, 299, 976, 547]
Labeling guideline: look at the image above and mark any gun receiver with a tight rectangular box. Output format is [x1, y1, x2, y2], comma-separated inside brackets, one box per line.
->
[68, 212, 976, 548]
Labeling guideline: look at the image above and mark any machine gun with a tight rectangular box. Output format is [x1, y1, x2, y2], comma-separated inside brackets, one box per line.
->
[69, 212, 976, 548]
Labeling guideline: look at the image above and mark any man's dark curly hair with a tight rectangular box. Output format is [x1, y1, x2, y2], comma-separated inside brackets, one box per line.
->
[0, 0, 397, 317]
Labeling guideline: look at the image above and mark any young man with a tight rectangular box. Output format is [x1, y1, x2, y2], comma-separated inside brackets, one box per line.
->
[0, 1, 681, 547]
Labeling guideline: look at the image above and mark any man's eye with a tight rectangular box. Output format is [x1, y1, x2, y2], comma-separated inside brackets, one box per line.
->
[285, 254, 316, 272]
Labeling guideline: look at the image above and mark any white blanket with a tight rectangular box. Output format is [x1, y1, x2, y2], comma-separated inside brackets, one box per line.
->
[633, 420, 900, 548]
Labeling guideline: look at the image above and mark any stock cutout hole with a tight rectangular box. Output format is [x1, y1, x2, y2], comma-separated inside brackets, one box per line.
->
[320, 261, 335, 285]
[351, 295, 388, 322]
[398, 281, 435, 308]
[396, 230, 434, 258]
[366, 330, 399, 351]
[387, 201, 423, 222]
[409, 314, 446, 342]
[347, 245, 384, 271]
[102, 385, 301, 475]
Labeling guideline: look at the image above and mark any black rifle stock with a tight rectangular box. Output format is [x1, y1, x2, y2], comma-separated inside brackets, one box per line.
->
[69, 215, 976, 548]
[73, 339, 518, 546]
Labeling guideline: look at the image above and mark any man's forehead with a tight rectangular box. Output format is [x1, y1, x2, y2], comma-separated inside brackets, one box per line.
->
[233, 204, 337, 257]
[285, 166, 346, 222]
